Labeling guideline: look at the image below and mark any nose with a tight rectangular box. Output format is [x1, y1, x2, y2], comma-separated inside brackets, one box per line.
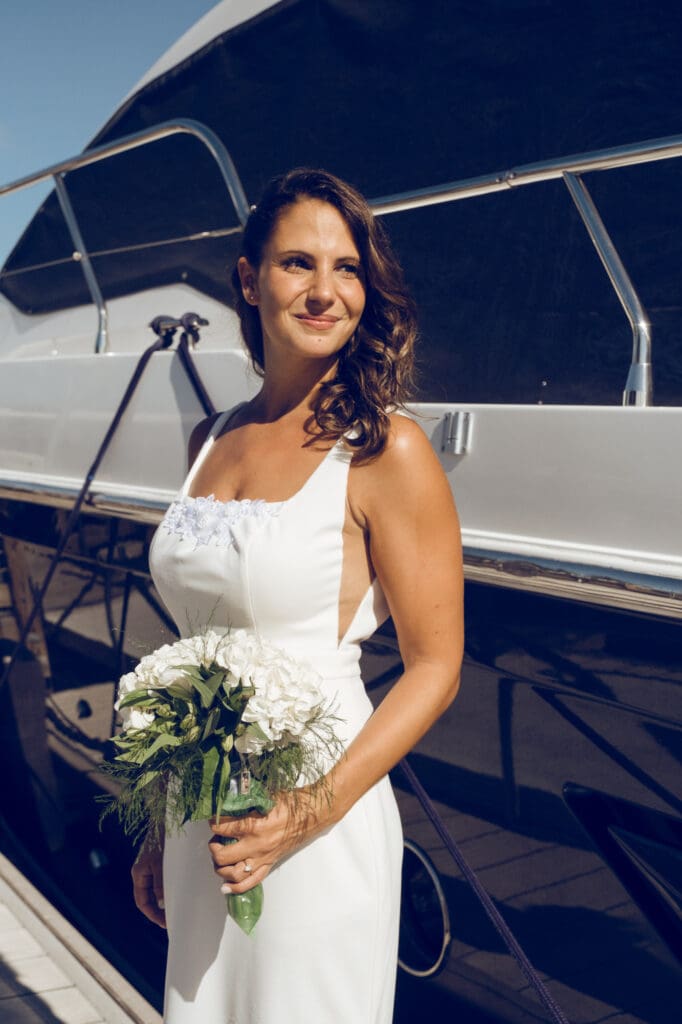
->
[306, 265, 335, 308]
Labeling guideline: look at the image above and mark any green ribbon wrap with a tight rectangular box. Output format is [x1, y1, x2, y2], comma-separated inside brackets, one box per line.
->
[216, 779, 273, 935]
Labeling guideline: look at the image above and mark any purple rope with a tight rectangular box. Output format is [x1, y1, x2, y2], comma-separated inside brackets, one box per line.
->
[399, 758, 572, 1024]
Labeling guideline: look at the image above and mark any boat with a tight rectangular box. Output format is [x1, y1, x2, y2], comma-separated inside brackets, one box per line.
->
[1, 3, 680, 1021]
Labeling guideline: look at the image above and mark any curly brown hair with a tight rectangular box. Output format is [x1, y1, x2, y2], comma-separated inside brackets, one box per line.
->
[230, 169, 417, 460]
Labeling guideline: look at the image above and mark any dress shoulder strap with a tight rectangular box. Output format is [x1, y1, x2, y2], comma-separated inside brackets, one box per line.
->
[179, 405, 243, 497]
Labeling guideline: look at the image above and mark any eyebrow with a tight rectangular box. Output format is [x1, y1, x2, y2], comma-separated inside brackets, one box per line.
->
[275, 248, 361, 262]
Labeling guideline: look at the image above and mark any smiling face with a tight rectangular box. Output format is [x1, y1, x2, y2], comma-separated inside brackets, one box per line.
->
[237, 198, 366, 372]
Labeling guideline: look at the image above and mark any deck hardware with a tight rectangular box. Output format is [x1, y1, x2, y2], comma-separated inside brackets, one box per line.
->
[441, 411, 472, 455]
[150, 315, 182, 346]
[181, 311, 209, 350]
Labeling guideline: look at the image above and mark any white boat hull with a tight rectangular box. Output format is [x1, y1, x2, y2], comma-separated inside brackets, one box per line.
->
[2, 292, 680, 613]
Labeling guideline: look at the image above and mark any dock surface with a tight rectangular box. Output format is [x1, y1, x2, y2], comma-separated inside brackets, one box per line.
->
[0, 850, 161, 1024]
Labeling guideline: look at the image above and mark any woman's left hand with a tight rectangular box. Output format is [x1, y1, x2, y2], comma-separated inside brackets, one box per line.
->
[208, 791, 323, 894]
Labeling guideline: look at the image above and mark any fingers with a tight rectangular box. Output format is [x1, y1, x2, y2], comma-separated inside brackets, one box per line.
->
[153, 877, 165, 913]
[207, 804, 294, 895]
[131, 841, 166, 929]
[220, 863, 268, 895]
[210, 814, 258, 838]
[211, 852, 254, 884]
[209, 832, 244, 860]
[132, 876, 167, 929]
[208, 833, 271, 892]
[208, 834, 256, 876]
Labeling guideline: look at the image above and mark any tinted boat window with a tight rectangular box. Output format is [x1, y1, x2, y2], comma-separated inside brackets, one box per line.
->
[2, 0, 682, 404]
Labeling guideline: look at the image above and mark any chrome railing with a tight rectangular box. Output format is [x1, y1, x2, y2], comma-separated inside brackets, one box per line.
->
[562, 173, 651, 406]
[0, 119, 251, 354]
[372, 134, 682, 407]
[3, 127, 681, 400]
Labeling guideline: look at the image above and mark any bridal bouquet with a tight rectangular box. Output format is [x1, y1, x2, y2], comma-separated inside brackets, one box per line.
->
[101, 629, 341, 934]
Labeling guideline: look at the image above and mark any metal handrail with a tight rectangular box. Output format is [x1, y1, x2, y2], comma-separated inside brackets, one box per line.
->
[0, 118, 251, 353]
[53, 174, 109, 353]
[3, 128, 681, 399]
[563, 172, 651, 406]
[372, 133, 682, 408]
[370, 133, 682, 215]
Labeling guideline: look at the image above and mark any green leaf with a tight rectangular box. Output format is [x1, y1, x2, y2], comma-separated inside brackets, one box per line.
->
[136, 769, 160, 789]
[174, 664, 204, 681]
[164, 682, 192, 700]
[117, 690, 156, 708]
[114, 749, 142, 764]
[192, 746, 220, 819]
[245, 722, 269, 744]
[215, 755, 233, 819]
[190, 670, 226, 710]
[122, 731, 182, 765]
[113, 735, 137, 749]
[221, 675, 236, 696]
[204, 670, 227, 697]
[202, 706, 221, 741]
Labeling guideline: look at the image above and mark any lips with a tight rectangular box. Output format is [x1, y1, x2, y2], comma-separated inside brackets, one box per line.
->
[294, 314, 341, 329]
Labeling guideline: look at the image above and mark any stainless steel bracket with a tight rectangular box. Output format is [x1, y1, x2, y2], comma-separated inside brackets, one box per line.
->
[441, 411, 473, 454]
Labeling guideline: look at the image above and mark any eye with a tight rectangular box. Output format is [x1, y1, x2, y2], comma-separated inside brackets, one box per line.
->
[337, 261, 361, 279]
[280, 254, 311, 272]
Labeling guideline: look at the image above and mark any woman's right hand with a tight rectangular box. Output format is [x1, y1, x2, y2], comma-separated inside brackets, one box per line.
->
[131, 832, 166, 929]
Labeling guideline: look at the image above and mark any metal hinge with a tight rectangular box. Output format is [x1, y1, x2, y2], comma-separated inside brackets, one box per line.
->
[441, 411, 473, 455]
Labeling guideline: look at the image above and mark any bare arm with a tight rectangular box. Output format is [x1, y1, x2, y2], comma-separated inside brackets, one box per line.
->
[326, 414, 463, 821]
[210, 415, 463, 892]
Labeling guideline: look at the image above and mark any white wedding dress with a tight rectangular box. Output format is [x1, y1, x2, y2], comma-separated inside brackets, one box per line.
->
[148, 409, 403, 1024]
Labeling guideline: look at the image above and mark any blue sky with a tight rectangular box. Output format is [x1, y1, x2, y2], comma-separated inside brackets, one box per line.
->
[0, 0, 218, 265]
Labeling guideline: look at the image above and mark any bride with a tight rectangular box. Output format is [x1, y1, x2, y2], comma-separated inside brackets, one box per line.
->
[133, 168, 463, 1023]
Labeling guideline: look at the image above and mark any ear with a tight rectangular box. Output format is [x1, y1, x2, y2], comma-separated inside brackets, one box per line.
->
[237, 257, 259, 305]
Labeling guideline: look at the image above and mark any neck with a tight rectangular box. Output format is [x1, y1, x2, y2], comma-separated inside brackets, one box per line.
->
[251, 353, 339, 423]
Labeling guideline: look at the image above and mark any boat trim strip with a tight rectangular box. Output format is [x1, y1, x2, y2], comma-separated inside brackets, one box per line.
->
[2, 479, 680, 618]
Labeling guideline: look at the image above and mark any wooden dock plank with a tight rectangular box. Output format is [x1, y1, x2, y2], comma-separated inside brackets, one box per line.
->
[0, 851, 160, 1024]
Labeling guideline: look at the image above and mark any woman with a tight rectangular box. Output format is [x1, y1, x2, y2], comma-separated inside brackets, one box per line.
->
[135, 168, 463, 1023]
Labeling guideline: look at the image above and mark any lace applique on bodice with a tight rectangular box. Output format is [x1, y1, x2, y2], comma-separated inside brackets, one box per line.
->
[163, 494, 283, 550]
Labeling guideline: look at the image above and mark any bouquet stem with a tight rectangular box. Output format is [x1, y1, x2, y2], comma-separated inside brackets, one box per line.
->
[226, 883, 264, 935]
[218, 835, 264, 935]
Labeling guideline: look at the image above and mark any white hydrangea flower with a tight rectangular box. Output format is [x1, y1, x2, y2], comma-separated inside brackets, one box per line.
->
[120, 705, 155, 730]
[115, 628, 327, 753]
[115, 671, 155, 729]
[177, 630, 224, 667]
[231, 639, 325, 755]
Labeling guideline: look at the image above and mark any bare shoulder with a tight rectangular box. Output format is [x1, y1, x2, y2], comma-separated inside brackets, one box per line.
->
[350, 413, 456, 523]
[383, 412, 440, 465]
[366, 413, 444, 484]
[187, 413, 222, 469]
